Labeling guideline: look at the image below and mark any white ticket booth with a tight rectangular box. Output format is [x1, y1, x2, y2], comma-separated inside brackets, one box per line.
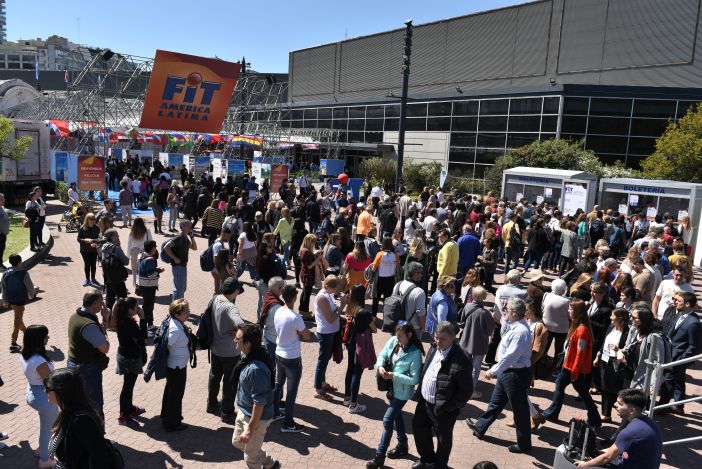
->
[599, 178, 702, 264]
[501, 167, 598, 216]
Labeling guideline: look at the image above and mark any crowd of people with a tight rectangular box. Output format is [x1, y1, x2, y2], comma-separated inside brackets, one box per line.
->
[0, 158, 700, 469]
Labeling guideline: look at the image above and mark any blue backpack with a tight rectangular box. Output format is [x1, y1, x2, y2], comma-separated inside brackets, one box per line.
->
[160, 238, 177, 265]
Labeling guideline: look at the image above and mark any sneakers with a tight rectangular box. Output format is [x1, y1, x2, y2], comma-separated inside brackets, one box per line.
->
[82, 279, 91, 287]
[366, 454, 385, 468]
[348, 404, 367, 414]
[221, 414, 236, 425]
[343, 397, 352, 407]
[206, 404, 221, 416]
[386, 444, 409, 459]
[130, 406, 146, 417]
[118, 416, 138, 427]
[90, 279, 101, 287]
[272, 413, 285, 423]
[280, 421, 305, 433]
[471, 391, 483, 400]
[9, 343, 21, 353]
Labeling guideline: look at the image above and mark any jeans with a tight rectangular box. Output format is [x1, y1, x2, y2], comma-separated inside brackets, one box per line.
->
[523, 250, 543, 271]
[274, 356, 302, 425]
[232, 413, 274, 469]
[504, 246, 521, 275]
[29, 221, 41, 249]
[80, 252, 98, 281]
[236, 258, 257, 281]
[122, 206, 132, 227]
[263, 337, 277, 367]
[67, 360, 104, 419]
[314, 332, 336, 390]
[27, 384, 59, 462]
[474, 367, 532, 450]
[208, 354, 239, 417]
[344, 346, 364, 403]
[161, 366, 187, 429]
[172, 265, 187, 301]
[543, 369, 601, 427]
[376, 397, 408, 456]
[470, 354, 484, 392]
[168, 206, 178, 230]
[577, 236, 587, 261]
[281, 243, 291, 265]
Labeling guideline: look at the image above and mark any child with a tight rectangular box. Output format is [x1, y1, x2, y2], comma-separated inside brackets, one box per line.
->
[1, 254, 36, 352]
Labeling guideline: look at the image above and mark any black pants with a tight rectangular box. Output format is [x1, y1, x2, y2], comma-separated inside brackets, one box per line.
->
[0, 232, 6, 263]
[372, 275, 396, 316]
[105, 280, 127, 310]
[38, 215, 46, 242]
[544, 331, 567, 361]
[207, 354, 239, 417]
[299, 283, 314, 313]
[659, 364, 688, 410]
[473, 367, 532, 450]
[139, 286, 156, 329]
[484, 326, 502, 364]
[80, 252, 98, 280]
[120, 372, 138, 415]
[412, 397, 459, 468]
[161, 366, 187, 430]
[207, 228, 221, 246]
[29, 221, 41, 249]
[293, 253, 302, 284]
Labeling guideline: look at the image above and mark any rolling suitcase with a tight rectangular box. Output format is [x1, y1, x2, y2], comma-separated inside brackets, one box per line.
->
[552, 418, 604, 468]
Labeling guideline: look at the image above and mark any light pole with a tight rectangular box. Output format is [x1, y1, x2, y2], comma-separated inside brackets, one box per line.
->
[395, 19, 413, 193]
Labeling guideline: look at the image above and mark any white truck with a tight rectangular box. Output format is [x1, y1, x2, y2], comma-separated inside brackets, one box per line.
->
[0, 119, 53, 204]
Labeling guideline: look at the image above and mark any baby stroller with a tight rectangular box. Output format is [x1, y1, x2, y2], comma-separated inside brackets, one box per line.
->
[58, 203, 87, 232]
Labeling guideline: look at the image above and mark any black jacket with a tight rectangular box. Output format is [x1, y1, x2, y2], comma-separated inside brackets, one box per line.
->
[53, 412, 113, 469]
[414, 343, 472, 415]
[666, 311, 702, 361]
[590, 299, 613, 352]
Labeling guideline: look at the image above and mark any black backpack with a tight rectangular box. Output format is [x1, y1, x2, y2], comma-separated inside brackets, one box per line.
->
[102, 254, 128, 284]
[200, 243, 216, 272]
[381, 283, 418, 332]
[195, 296, 217, 358]
[509, 223, 522, 248]
[589, 219, 604, 240]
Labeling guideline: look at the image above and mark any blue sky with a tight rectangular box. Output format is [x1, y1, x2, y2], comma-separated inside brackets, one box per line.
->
[7, 0, 526, 72]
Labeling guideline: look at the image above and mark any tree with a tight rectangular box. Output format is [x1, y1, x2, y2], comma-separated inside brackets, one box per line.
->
[484, 138, 630, 194]
[0, 116, 33, 161]
[641, 104, 702, 181]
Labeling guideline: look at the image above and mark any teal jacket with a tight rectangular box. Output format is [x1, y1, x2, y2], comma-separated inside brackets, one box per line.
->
[375, 336, 423, 401]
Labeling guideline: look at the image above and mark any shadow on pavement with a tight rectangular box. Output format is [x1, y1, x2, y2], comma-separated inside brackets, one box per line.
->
[0, 401, 18, 415]
[41, 255, 72, 267]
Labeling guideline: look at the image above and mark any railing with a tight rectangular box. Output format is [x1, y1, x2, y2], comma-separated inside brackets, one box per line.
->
[642, 333, 702, 447]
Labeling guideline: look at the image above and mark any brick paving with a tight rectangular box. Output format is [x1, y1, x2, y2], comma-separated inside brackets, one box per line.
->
[0, 199, 700, 468]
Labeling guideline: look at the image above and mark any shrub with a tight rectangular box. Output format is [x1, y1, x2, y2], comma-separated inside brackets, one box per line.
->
[55, 181, 68, 203]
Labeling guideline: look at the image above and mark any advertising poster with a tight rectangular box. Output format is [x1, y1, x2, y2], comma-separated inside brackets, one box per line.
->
[251, 161, 262, 180]
[563, 183, 588, 216]
[678, 210, 689, 222]
[158, 152, 169, 167]
[646, 206, 658, 221]
[77, 155, 105, 191]
[270, 165, 289, 193]
[629, 194, 639, 207]
[54, 151, 69, 182]
[139, 50, 241, 133]
[227, 159, 246, 175]
[536, 195, 544, 204]
[320, 159, 345, 177]
[168, 153, 184, 167]
[618, 204, 628, 215]
[544, 187, 553, 198]
[440, 167, 448, 189]
[194, 155, 210, 175]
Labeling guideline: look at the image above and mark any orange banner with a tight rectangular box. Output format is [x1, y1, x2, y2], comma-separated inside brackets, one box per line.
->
[139, 50, 241, 133]
[270, 165, 289, 193]
[77, 155, 105, 191]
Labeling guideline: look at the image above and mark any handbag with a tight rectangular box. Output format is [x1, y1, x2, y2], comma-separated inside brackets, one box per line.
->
[535, 355, 554, 381]
[22, 218, 29, 228]
[376, 344, 397, 392]
[314, 262, 323, 289]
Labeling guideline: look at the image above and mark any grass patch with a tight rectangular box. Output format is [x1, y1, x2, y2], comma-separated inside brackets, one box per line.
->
[4, 214, 28, 262]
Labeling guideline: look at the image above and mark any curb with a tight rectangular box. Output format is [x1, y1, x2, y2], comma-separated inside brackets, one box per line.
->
[2, 222, 53, 271]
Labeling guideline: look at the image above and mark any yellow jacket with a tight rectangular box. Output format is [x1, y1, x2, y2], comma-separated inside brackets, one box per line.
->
[502, 220, 521, 248]
[437, 240, 459, 277]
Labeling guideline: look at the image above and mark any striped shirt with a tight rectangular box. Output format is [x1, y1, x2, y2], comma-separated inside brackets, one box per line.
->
[421, 344, 454, 404]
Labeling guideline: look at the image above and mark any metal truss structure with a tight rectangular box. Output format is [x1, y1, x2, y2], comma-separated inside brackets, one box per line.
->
[10, 48, 341, 160]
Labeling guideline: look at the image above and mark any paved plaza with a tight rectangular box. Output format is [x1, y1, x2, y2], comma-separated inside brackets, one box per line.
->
[0, 200, 700, 468]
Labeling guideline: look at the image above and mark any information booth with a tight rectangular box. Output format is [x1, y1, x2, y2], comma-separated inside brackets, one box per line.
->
[501, 167, 598, 216]
[599, 178, 702, 265]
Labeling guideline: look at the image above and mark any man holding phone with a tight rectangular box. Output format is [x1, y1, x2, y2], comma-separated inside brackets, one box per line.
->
[164, 220, 198, 301]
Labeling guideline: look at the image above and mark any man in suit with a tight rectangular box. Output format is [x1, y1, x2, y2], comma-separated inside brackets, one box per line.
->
[658, 291, 702, 415]
[412, 321, 472, 469]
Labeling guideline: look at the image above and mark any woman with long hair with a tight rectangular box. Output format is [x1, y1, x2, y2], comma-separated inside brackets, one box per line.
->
[533, 299, 602, 429]
[237, 221, 259, 281]
[403, 232, 428, 292]
[46, 368, 113, 467]
[167, 185, 181, 233]
[314, 276, 348, 401]
[370, 237, 401, 316]
[342, 285, 377, 413]
[338, 226, 354, 255]
[255, 241, 277, 315]
[366, 321, 424, 468]
[20, 325, 58, 468]
[153, 185, 167, 234]
[594, 308, 629, 422]
[299, 233, 323, 316]
[109, 297, 147, 427]
[76, 212, 101, 287]
[460, 268, 481, 307]
[127, 217, 152, 288]
[26, 191, 42, 251]
[273, 206, 293, 267]
[343, 240, 371, 292]
[136, 240, 161, 336]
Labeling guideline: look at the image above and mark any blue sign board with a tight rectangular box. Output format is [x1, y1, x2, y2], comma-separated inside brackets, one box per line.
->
[320, 159, 345, 176]
[228, 159, 246, 175]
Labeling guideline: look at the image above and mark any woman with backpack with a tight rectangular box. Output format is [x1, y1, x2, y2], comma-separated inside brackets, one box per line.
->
[76, 213, 101, 288]
[341, 285, 377, 414]
[370, 237, 400, 317]
[366, 323, 423, 469]
[299, 234, 323, 317]
[127, 217, 152, 288]
[136, 240, 162, 336]
[110, 297, 147, 427]
[20, 325, 58, 468]
[46, 368, 114, 468]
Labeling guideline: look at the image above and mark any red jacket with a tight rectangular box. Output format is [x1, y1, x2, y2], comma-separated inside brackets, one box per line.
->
[563, 325, 592, 380]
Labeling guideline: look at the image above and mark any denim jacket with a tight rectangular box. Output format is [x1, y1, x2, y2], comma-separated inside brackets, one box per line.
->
[375, 336, 422, 401]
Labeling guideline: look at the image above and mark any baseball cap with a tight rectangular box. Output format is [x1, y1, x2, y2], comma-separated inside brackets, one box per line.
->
[221, 277, 245, 295]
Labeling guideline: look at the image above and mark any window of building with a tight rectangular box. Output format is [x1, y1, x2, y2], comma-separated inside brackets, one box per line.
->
[318, 119, 332, 129]
[365, 119, 383, 131]
[385, 105, 400, 117]
[406, 117, 427, 131]
[452, 116, 478, 132]
[508, 115, 541, 132]
[366, 132, 383, 143]
[507, 133, 539, 148]
[22, 63, 34, 70]
[7, 62, 20, 69]
[632, 100, 677, 119]
[347, 119, 365, 131]
[587, 117, 630, 135]
[427, 117, 451, 131]
[475, 148, 504, 164]
[509, 98, 542, 115]
[22, 55, 35, 62]
[543, 97, 560, 114]
[332, 119, 347, 130]
[384, 119, 399, 131]
[292, 109, 304, 120]
[479, 99, 509, 115]
[428, 101, 452, 116]
[479, 116, 507, 132]
[333, 107, 348, 119]
[453, 100, 479, 116]
[541, 115, 558, 133]
[473, 164, 492, 179]
[7, 54, 19, 61]
[317, 108, 332, 119]
[366, 106, 384, 118]
[449, 149, 475, 164]
[477, 133, 506, 148]
[450, 132, 476, 147]
[347, 132, 364, 143]
[627, 137, 657, 155]
[348, 106, 365, 119]
[448, 162, 476, 178]
[303, 108, 317, 120]
[563, 97, 589, 115]
[589, 98, 632, 117]
[407, 103, 427, 117]
[585, 135, 628, 154]
[561, 115, 587, 134]
[629, 118, 670, 137]
[677, 101, 699, 119]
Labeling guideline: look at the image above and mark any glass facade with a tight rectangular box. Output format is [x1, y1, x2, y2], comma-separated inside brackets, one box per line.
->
[257, 93, 701, 178]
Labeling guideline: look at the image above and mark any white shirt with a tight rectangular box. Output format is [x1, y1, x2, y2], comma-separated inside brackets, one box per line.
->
[404, 217, 420, 242]
[68, 188, 81, 205]
[315, 292, 340, 334]
[655, 280, 694, 319]
[128, 229, 152, 254]
[421, 345, 453, 404]
[21, 354, 54, 386]
[370, 186, 384, 198]
[132, 179, 142, 194]
[211, 239, 227, 273]
[274, 306, 306, 359]
[674, 311, 692, 331]
[423, 215, 437, 232]
[167, 318, 190, 369]
[601, 328, 623, 362]
[238, 232, 256, 251]
[377, 251, 397, 278]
